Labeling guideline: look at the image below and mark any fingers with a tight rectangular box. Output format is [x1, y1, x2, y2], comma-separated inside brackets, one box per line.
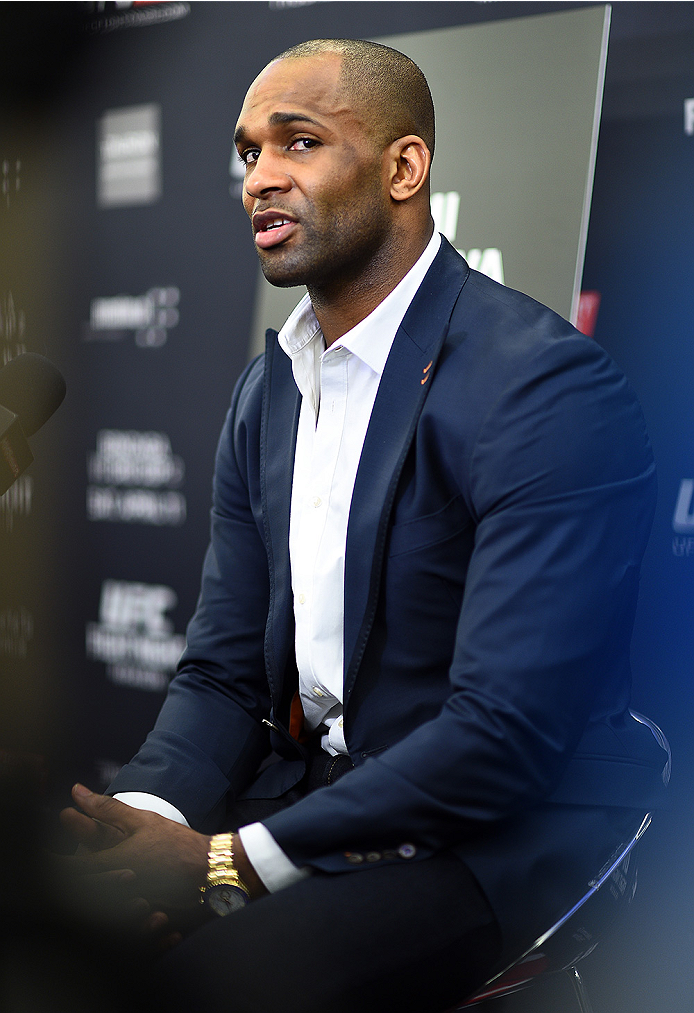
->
[145, 910, 170, 934]
[60, 805, 102, 847]
[142, 910, 184, 955]
[49, 858, 145, 930]
[158, 930, 184, 953]
[61, 845, 125, 877]
[49, 850, 135, 886]
[71, 784, 139, 834]
[60, 805, 126, 851]
[82, 867, 137, 887]
[62, 789, 208, 912]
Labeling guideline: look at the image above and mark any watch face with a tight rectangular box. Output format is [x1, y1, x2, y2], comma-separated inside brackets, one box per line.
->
[206, 885, 249, 917]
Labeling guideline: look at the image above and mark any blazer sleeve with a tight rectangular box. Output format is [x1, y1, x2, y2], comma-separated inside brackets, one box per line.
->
[261, 328, 659, 871]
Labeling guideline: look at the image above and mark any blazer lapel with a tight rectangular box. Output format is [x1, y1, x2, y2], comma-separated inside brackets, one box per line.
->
[261, 328, 300, 706]
[343, 241, 469, 700]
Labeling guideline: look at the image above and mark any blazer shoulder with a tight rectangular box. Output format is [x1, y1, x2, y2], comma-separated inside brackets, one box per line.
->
[456, 268, 576, 341]
[424, 261, 651, 490]
[423, 241, 589, 372]
[445, 265, 627, 391]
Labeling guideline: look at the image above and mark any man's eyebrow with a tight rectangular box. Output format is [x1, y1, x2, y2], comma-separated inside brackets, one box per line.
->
[234, 111, 323, 147]
[268, 111, 322, 129]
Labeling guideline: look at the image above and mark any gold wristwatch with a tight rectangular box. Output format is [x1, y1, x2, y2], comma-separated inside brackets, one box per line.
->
[200, 832, 250, 916]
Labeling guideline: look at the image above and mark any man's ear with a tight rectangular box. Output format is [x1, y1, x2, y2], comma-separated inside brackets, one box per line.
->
[388, 135, 431, 202]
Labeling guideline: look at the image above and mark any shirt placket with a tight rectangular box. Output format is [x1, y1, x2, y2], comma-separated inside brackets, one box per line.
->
[295, 346, 349, 729]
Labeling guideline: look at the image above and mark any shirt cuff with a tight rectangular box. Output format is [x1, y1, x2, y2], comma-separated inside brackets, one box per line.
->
[113, 792, 190, 827]
[238, 822, 310, 894]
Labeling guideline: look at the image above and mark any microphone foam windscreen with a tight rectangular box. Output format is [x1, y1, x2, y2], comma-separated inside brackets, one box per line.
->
[0, 353, 66, 437]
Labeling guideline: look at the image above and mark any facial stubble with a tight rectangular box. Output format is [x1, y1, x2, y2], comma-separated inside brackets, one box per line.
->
[257, 164, 392, 299]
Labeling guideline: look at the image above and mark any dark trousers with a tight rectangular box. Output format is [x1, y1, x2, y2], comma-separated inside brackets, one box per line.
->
[156, 751, 502, 1013]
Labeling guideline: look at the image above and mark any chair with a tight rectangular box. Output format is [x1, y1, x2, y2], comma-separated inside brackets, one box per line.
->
[453, 711, 671, 1013]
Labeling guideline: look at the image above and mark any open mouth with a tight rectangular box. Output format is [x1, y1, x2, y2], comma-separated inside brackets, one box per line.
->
[254, 215, 297, 250]
[264, 218, 292, 231]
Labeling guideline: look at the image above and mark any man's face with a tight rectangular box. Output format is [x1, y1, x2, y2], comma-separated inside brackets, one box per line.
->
[234, 54, 392, 290]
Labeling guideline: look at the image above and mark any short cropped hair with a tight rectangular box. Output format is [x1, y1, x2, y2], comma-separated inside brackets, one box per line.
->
[274, 38, 435, 157]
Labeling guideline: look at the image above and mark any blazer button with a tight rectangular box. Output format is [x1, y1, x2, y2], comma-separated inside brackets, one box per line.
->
[365, 851, 382, 863]
[397, 843, 417, 859]
[345, 852, 364, 865]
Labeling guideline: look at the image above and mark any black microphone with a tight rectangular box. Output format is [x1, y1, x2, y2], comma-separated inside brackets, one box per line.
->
[0, 353, 66, 496]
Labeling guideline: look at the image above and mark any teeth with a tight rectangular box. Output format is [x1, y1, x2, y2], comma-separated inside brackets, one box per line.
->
[265, 218, 290, 231]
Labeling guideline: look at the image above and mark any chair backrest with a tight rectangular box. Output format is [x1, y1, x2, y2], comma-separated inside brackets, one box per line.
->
[456, 711, 671, 1009]
[629, 710, 672, 788]
[458, 812, 651, 1007]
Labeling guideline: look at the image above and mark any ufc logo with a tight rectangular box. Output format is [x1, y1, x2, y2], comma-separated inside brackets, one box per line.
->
[98, 580, 177, 634]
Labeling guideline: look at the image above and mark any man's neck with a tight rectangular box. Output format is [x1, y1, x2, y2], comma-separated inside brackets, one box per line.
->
[309, 224, 434, 347]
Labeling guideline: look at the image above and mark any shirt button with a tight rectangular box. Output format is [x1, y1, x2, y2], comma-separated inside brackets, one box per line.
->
[312, 686, 325, 697]
[398, 844, 417, 859]
[313, 496, 322, 508]
[298, 593, 305, 605]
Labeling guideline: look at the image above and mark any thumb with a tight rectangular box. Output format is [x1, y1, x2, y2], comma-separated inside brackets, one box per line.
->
[71, 784, 140, 834]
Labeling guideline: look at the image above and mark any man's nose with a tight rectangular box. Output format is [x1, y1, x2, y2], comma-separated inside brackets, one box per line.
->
[244, 151, 291, 199]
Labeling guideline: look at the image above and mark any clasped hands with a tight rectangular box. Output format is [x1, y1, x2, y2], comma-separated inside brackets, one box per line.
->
[59, 784, 265, 944]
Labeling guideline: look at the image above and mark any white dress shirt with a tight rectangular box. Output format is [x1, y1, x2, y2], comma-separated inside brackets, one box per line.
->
[116, 232, 442, 893]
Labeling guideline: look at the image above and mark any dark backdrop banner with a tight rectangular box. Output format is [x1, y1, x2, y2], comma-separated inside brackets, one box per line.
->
[0, 0, 611, 794]
[2, 5, 694, 1010]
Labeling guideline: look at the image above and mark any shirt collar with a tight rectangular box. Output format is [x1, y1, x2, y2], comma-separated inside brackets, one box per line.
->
[279, 232, 441, 365]
[278, 231, 442, 409]
[336, 230, 441, 375]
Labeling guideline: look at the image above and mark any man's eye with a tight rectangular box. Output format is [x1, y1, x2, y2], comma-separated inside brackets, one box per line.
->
[289, 138, 318, 152]
[239, 149, 259, 166]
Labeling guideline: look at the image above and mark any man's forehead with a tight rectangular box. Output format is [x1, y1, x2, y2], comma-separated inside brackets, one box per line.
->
[237, 52, 354, 127]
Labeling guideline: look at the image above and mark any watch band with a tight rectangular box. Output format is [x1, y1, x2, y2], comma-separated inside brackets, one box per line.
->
[200, 832, 251, 903]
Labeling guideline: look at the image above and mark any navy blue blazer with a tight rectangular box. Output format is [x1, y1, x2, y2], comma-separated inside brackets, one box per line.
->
[110, 240, 667, 955]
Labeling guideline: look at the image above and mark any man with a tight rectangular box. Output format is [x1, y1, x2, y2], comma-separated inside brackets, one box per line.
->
[62, 39, 667, 1013]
